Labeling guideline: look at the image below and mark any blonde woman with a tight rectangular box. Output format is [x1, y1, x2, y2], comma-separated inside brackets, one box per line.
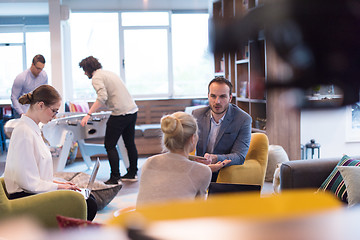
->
[4, 85, 97, 220]
[136, 112, 230, 207]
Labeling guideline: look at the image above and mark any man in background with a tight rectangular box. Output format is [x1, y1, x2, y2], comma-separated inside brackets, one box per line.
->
[192, 77, 252, 181]
[11, 54, 48, 118]
[79, 56, 139, 184]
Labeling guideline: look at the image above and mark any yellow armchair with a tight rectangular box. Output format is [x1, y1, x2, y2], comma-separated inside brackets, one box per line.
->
[216, 133, 269, 187]
[0, 177, 87, 229]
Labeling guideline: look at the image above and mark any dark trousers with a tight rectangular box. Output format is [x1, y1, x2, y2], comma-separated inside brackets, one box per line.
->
[8, 191, 97, 221]
[104, 112, 138, 178]
[211, 171, 219, 182]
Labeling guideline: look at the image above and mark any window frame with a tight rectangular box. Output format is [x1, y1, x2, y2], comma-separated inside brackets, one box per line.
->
[118, 11, 174, 98]
[0, 19, 50, 100]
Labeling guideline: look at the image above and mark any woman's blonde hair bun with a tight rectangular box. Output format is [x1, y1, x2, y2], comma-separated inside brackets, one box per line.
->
[161, 115, 182, 136]
[160, 112, 198, 152]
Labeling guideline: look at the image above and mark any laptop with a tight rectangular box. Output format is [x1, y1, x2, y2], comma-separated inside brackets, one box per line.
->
[80, 158, 100, 199]
[207, 182, 261, 197]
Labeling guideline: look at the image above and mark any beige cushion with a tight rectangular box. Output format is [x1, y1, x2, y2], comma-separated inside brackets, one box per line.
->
[141, 124, 162, 138]
[265, 145, 289, 182]
[337, 166, 360, 207]
[135, 125, 143, 137]
[272, 163, 282, 194]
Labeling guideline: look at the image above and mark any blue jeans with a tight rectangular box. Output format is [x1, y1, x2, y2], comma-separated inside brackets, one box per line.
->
[104, 112, 138, 178]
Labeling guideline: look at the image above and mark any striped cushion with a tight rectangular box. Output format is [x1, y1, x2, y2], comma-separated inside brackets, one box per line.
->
[318, 155, 360, 202]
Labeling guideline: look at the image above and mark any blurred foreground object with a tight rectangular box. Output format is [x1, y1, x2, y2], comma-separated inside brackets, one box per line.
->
[0, 217, 46, 240]
[108, 190, 344, 240]
[210, 0, 360, 108]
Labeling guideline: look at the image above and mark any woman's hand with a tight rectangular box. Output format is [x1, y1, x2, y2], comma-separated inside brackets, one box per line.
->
[194, 156, 212, 165]
[57, 182, 81, 191]
[208, 159, 232, 172]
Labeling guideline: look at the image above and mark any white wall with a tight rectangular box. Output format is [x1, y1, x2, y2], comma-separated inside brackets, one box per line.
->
[301, 107, 360, 159]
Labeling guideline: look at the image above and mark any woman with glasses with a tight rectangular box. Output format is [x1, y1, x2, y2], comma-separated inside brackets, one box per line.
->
[3, 84, 97, 221]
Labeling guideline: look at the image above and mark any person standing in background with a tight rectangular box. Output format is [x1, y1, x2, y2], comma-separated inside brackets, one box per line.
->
[11, 54, 48, 118]
[79, 56, 139, 184]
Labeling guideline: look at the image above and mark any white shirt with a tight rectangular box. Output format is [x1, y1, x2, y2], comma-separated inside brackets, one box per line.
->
[206, 114, 225, 153]
[4, 115, 57, 194]
[92, 69, 138, 116]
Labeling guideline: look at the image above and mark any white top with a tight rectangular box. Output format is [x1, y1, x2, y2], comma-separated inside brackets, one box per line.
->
[136, 152, 212, 207]
[92, 69, 138, 116]
[4, 115, 57, 194]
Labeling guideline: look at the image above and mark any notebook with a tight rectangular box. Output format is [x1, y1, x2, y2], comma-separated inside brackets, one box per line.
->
[80, 158, 100, 199]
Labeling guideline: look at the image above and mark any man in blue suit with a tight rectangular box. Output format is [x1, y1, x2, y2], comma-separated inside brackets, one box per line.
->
[193, 77, 252, 181]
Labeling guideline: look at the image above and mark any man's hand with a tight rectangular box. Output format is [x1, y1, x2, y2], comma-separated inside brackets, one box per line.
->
[80, 114, 91, 127]
[204, 153, 218, 164]
[193, 153, 216, 165]
[208, 159, 231, 172]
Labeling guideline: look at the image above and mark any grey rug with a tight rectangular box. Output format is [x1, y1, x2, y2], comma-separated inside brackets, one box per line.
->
[0, 162, 5, 177]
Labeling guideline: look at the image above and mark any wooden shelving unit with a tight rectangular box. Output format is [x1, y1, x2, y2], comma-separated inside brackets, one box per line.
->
[212, 0, 266, 132]
[211, 0, 301, 160]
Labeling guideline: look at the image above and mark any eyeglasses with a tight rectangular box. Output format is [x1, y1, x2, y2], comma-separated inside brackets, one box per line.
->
[48, 106, 59, 116]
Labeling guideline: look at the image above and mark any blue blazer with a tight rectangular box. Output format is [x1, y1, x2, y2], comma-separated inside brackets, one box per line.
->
[193, 104, 252, 166]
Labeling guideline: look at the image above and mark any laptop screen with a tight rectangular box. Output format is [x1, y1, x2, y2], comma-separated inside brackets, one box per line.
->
[86, 158, 100, 191]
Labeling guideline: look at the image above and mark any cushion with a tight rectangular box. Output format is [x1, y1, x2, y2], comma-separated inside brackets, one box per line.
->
[54, 172, 122, 210]
[135, 125, 143, 137]
[272, 163, 282, 194]
[318, 155, 360, 202]
[56, 215, 102, 229]
[265, 145, 289, 182]
[337, 166, 360, 207]
[140, 124, 162, 138]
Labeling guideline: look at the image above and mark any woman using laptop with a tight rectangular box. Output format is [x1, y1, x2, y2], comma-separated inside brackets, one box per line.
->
[4, 85, 97, 221]
[136, 112, 230, 207]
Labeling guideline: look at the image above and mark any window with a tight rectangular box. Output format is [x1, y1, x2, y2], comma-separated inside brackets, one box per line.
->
[0, 25, 51, 100]
[171, 13, 213, 97]
[25, 31, 52, 81]
[121, 12, 170, 97]
[71, 11, 213, 100]
[0, 44, 23, 100]
[122, 12, 169, 26]
[70, 12, 120, 100]
[346, 103, 360, 142]
[123, 28, 169, 96]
